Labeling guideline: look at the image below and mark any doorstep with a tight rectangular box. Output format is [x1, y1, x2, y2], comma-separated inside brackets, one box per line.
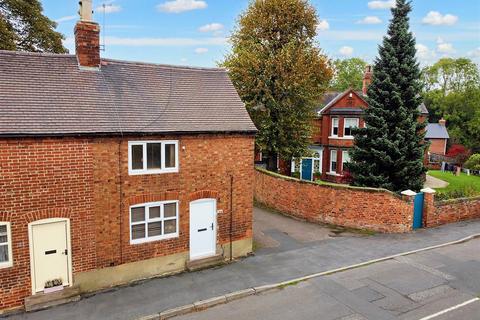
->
[186, 254, 225, 272]
[24, 285, 81, 312]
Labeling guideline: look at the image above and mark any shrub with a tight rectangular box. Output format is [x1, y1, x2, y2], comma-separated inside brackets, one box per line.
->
[464, 154, 480, 170]
[435, 184, 478, 200]
[291, 172, 300, 179]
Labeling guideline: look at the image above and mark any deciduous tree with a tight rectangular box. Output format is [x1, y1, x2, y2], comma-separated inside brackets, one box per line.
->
[0, 0, 67, 53]
[222, 0, 332, 171]
[330, 58, 367, 92]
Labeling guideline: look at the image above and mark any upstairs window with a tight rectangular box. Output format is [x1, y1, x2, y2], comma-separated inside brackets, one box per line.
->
[130, 201, 179, 244]
[330, 150, 337, 173]
[344, 118, 359, 137]
[128, 141, 178, 175]
[0, 222, 12, 268]
[331, 118, 339, 136]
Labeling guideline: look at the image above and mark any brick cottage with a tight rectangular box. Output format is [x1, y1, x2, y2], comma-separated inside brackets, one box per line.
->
[0, 1, 256, 313]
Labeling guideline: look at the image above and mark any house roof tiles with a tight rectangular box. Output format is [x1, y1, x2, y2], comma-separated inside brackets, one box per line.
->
[0, 50, 256, 136]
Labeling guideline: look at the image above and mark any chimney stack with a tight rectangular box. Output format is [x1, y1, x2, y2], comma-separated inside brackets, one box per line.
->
[75, 0, 100, 69]
[439, 118, 446, 126]
[362, 65, 372, 96]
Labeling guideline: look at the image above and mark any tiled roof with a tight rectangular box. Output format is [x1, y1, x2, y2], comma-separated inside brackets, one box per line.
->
[426, 123, 449, 139]
[0, 50, 256, 136]
[316, 91, 429, 115]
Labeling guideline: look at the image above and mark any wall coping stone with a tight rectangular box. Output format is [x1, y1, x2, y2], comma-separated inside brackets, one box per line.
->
[255, 167, 404, 199]
[435, 195, 480, 206]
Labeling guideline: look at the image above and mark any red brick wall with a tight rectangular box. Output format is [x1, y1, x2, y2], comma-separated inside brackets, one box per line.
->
[0, 139, 95, 310]
[428, 139, 447, 155]
[423, 193, 480, 227]
[254, 168, 413, 233]
[0, 134, 254, 311]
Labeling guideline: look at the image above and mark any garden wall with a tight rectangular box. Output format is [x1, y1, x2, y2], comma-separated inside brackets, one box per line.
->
[423, 193, 480, 227]
[254, 168, 414, 233]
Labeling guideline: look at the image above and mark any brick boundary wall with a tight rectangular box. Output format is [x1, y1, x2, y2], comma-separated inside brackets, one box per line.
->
[254, 168, 414, 233]
[423, 193, 480, 227]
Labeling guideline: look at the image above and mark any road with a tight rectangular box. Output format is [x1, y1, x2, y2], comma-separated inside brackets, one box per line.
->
[177, 238, 480, 320]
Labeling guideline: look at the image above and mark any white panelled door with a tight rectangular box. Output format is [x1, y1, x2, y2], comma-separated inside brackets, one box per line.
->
[30, 220, 70, 293]
[189, 199, 216, 260]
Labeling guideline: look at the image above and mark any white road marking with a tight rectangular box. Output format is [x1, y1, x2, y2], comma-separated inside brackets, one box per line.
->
[418, 297, 480, 320]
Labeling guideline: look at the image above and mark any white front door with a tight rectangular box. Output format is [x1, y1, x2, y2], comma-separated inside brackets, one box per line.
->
[30, 219, 71, 293]
[189, 199, 216, 260]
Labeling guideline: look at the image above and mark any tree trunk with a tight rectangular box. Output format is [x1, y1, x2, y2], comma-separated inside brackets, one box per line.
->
[266, 153, 278, 172]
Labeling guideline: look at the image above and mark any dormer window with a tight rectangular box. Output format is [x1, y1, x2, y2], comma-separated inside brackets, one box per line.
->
[128, 141, 179, 175]
[331, 118, 339, 137]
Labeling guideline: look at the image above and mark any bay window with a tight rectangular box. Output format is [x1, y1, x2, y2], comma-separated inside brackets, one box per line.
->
[344, 118, 359, 138]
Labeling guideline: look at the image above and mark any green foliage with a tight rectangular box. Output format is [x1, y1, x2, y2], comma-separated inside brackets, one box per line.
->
[222, 0, 332, 170]
[421, 58, 480, 151]
[0, 0, 67, 53]
[348, 0, 426, 192]
[428, 170, 480, 200]
[330, 58, 367, 91]
[464, 154, 480, 170]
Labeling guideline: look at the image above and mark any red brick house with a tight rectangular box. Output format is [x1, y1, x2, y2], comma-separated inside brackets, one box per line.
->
[425, 118, 449, 155]
[291, 66, 429, 182]
[0, 2, 256, 313]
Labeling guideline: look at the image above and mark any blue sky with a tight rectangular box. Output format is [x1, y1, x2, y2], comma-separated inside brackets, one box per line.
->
[42, 0, 480, 67]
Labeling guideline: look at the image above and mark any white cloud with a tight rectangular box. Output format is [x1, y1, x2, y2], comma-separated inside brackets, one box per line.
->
[468, 47, 480, 58]
[436, 37, 455, 54]
[157, 0, 207, 13]
[96, 4, 122, 14]
[415, 43, 436, 61]
[357, 16, 382, 24]
[198, 23, 224, 33]
[194, 47, 208, 54]
[316, 19, 330, 31]
[339, 46, 354, 56]
[367, 0, 395, 10]
[422, 11, 458, 26]
[55, 15, 77, 23]
[65, 36, 226, 47]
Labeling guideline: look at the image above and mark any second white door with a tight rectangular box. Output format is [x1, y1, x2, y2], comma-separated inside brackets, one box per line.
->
[189, 199, 216, 260]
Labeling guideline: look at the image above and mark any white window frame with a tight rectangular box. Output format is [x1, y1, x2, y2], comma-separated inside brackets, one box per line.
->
[0, 222, 13, 269]
[130, 200, 179, 244]
[342, 150, 351, 172]
[343, 118, 359, 138]
[329, 150, 338, 174]
[128, 140, 179, 175]
[331, 118, 339, 137]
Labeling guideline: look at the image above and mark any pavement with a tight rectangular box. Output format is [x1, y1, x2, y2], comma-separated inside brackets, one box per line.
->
[424, 175, 449, 189]
[178, 238, 480, 320]
[5, 206, 480, 320]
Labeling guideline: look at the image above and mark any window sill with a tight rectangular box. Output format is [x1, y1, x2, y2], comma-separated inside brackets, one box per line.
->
[0, 262, 13, 269]
[328, 136, 354, 140]
[130, 233, 179, 245]
[327, 172, 341, 176]
[128, 168, 179, 176]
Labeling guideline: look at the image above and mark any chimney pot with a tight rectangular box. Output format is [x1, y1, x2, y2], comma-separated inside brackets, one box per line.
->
[439, 118, 446, 126]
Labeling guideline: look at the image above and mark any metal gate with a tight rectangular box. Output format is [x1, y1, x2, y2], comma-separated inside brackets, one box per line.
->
[413, 192, 424, 229]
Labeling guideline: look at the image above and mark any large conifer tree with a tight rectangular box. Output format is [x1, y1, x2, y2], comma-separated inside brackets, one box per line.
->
[348, 0, 426, 192]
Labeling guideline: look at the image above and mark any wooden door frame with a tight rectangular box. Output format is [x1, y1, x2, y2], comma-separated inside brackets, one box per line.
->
[28, 218, 73, 294]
